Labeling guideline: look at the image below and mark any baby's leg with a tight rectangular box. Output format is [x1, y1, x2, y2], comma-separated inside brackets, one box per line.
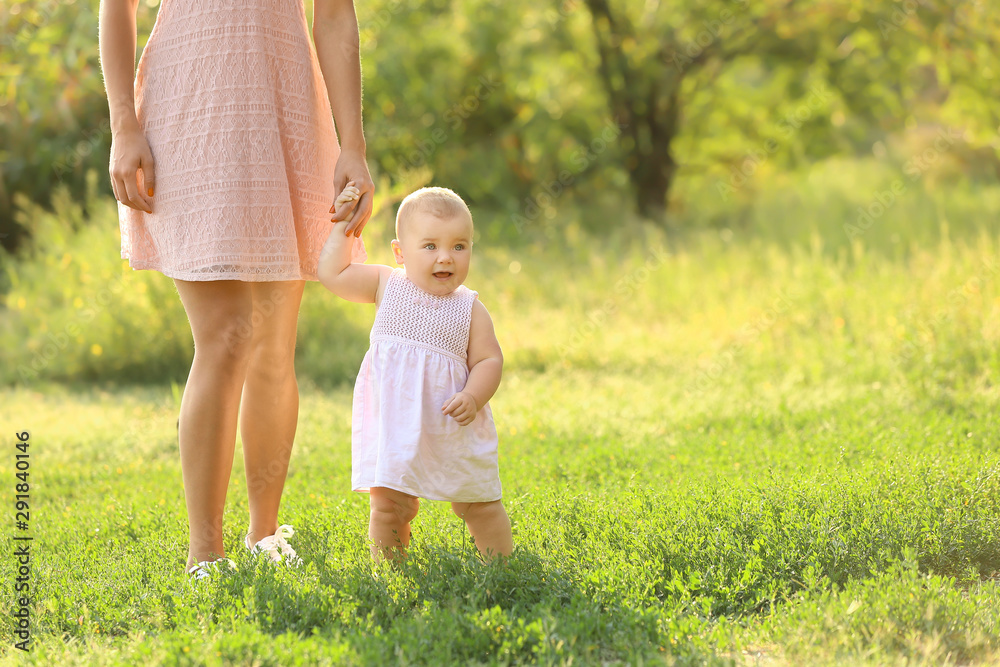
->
[368, 487, 419, 563]
[451, 500, 513, 561]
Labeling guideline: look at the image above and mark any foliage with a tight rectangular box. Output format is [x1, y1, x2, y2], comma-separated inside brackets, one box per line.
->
[580, 0, 1000, 215]
[3, 155, 1000, 388]
[0, 175, 191, 385]
[0, 0, 158, 251]
[3, 0, 999, 250]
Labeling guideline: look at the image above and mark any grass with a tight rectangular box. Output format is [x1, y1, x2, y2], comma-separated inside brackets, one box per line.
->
[0, 371, 998, 665]
[1, 160, 1000, 663]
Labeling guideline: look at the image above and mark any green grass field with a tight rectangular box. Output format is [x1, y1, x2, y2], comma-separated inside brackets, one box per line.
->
[1, 162, 1000, 664]
[2, 370, 999, 665]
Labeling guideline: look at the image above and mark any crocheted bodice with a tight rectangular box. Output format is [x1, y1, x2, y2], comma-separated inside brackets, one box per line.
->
[370, 269, 478, 361]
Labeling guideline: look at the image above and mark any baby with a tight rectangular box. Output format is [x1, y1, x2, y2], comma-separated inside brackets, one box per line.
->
[318, 185, 513, 562]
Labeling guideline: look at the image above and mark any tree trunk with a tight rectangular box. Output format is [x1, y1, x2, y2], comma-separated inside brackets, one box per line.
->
[634, 83, 679, 218]
[633, 147, 674, 218]
[583, 0, 677, 221]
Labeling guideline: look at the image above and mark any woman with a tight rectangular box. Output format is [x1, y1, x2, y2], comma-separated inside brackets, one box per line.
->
[99, 0, 373, 575]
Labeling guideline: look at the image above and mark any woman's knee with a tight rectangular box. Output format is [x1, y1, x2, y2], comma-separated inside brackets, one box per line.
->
[246, 336, 297, 383]
[194, 317, 256, 372]
[244, 283, 303, 381]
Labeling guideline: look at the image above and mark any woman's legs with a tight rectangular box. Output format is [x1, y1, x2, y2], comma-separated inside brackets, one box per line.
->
[238, 281, 306, 546]
[451, 500, 513, 561]
[368, 487, 420, 562]
[174, 279, 255, 569]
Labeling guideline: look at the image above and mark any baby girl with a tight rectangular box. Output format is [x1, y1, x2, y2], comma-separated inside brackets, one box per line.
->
[318, 185, 513, 562]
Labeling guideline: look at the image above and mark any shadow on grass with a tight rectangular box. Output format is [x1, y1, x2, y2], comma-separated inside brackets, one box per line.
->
[196, 545, 730, 665]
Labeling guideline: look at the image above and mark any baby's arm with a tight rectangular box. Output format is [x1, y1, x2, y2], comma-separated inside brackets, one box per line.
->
[442, 299, 503, 426]
[317, 184, 390, 303]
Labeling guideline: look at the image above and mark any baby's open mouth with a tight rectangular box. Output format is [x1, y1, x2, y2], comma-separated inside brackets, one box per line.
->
[433, 272, 452, 279]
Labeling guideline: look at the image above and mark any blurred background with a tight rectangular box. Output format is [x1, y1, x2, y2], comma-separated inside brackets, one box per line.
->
[1, 0, 998, 388]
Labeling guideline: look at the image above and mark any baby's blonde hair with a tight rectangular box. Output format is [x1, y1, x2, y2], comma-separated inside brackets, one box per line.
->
[395, 187, 472, 241]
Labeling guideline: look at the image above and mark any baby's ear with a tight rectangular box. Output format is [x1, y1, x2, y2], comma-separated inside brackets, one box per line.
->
[390, 239, 404, 265]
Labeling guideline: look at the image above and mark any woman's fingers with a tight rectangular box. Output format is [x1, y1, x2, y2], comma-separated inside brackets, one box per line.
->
[113, 165, 150, 212]
[110, 131, 155, 213]
[136, 147, 156, 211]
[332, 152, 374, 234]
[141, 154, 156, 200]
[121, 168, 152, 213]
[110, 163, 132, 210]
[331, 182, 359, 214]
[331, 197, 359, 226]
[345, 190, 374, 238]
[109, 168, 122, 206]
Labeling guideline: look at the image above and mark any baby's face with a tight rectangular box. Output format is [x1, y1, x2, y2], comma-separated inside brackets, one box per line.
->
[392, 212, 473, 295]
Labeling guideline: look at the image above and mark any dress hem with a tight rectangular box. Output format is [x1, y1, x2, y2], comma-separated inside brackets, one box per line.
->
[352, 482, 502, 504]
[125, 259, 319, 282]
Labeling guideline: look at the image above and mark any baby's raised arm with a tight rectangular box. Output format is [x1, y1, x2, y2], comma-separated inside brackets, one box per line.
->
[442, 299, 503, 425]
[317, 184, 389, 303]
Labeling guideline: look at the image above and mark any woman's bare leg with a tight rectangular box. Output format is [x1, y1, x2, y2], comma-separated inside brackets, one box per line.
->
[174, 279, 254, 569]
[239, 280, 306, 546]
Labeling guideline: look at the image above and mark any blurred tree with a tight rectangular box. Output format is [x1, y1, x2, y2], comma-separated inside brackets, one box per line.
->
[0, 0, 157, 254]
[356, 0, 621, 232]
[1, 0, 997, 255]
[578, 0, 1000, 218]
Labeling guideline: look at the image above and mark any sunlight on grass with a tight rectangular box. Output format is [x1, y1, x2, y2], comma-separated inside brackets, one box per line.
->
[1, 164, 999, 664]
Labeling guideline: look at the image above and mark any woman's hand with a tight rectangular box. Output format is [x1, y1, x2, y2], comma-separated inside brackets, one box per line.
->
[330, 148, 373, 237]
[332, 181, 360, 230]
[109, 125, 156, 213]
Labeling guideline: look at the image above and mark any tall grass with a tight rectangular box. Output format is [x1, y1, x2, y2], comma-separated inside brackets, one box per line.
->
[2, 158, 1000, 394]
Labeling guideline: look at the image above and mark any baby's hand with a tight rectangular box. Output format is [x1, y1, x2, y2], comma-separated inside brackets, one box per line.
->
[332, 182, 361, 227]
[336, 182, 360, 207]
[442, 391, 478, 426]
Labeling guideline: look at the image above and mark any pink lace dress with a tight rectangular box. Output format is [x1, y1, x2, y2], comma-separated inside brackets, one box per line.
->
[118, 0, 365, 281]
[352, 269, 502, 503]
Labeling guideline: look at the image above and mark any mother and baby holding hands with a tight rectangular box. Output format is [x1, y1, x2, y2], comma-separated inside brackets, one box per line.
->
[99, 0, 512, 577]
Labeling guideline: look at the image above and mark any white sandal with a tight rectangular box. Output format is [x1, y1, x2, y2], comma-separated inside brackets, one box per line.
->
[245, 524, 302, 566]
[187, 557, 235, 580]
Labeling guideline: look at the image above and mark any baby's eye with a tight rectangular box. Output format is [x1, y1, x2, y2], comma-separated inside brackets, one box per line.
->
[423, 243, 436, 250]
[454, 244, 465, 251]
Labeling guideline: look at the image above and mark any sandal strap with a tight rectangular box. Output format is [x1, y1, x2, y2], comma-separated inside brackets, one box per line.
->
[245, 524, 301, 565]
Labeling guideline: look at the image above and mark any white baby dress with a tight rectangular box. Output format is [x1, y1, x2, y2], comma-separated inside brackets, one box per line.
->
[352, 268, 502, 503]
